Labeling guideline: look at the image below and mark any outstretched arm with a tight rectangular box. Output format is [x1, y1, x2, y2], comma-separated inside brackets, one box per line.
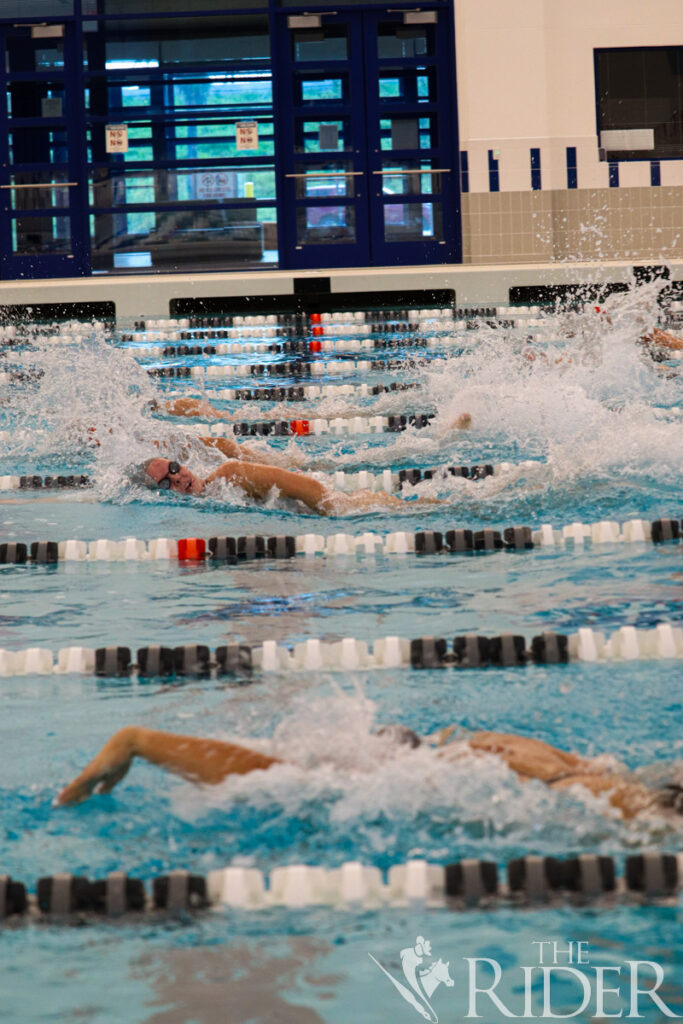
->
[641, 327, 683, 351]
[206, 459, 331, 511]
[205, 459, 438, 514]
[57, 726, 279, 805]
[198, 434, 288, 466]
[165, 397, 237, 420]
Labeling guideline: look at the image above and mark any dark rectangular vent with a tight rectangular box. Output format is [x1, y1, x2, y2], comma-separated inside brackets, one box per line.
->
[508, 284, 628, 309]
[0, 301, 115, 322]
[294, 277, 331, 295]
[171, 288, 455, 317]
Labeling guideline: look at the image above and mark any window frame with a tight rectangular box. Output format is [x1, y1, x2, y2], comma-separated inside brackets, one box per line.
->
[594, 45, 683, 162]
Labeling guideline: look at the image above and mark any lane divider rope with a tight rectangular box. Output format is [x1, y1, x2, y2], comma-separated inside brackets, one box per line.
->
[190, 412, 435, 437]
[147, 357, 429, 380]
[1, 518, 679, 561]
[132, 335, 464, 359]
[166, 381, 420, 403]
[0, 623, 681, 677]
[0, 474, 90, 491]
[2, 853, 682, 920]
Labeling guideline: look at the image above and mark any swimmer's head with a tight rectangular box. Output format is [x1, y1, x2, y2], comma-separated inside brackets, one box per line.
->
[128, 457, 204, 496]
[144, 457, 204, 495]
[657, 783, 683, 816]
[375, 724, 422, 749]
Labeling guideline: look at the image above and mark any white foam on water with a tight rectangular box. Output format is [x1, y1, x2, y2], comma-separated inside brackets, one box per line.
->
[3, 283, 680, 517]
[171, 690, 677, 852]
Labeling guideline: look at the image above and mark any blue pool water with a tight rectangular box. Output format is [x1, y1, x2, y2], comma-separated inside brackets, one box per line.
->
[0, 287, 681, 1022]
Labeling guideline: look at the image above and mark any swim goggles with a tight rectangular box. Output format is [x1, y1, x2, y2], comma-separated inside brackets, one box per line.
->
[155, 460, 181, 490]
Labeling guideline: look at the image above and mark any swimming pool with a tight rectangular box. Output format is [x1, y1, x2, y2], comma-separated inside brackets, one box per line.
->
[0, 287, 681, 1022]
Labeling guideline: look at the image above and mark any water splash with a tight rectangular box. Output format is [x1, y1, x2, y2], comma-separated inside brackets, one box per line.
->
[171, 690, 679, 863]
[2, 283, 680, 520]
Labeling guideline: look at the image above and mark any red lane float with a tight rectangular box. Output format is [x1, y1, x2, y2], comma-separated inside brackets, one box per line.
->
[177, 538, 207, 560]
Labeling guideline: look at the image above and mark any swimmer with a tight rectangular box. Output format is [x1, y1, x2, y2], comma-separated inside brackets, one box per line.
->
[56, 724, 682, 822]
[639, 326, 683, 352]
[137, 455, 438, 515]
[153, 396, 239, 421]
[524, 307, 683, 366]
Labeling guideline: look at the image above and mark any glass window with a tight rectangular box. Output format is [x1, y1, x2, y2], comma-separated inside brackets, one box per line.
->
[300, 77, 344, 103]
[89, 167, 276, 205]
[380, 162, 441, 196]
[379, 78, 401, 99]
[383, 202, 442, 243]
[379, 69, 436, 103]
[380, 115, 436, 151]
[98, 1, 266, 14]
[292, 28, 348, 63]
[12, 215, 72, 253]
[296, 118, 349, 152]
[7, 83, 66, 120]
[9, 128, 68, 164]
[90, 206, 274, 269]
[296, 205, 355, 245]
[84, 11, 277, 274]
[596, 47, 683, 159]
[293, 163, 355, 200]
[84, 14, 271, 69]
[0, 0, 72, 16]
[8, 172, 73, 211]
[378, 24, 434, 60]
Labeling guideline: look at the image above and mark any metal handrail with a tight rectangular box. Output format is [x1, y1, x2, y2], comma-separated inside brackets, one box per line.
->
[0, 182, 78, 189]
[285, 171, 363, 178]
[372, 168, 450, 175]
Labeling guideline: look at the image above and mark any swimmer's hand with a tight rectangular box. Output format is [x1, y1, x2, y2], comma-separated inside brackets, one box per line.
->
[56, 726, 137, 805]
[451, 412, 472, 430]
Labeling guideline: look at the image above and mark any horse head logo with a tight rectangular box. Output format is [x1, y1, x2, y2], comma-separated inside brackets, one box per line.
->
[369, 935, 454, 1023]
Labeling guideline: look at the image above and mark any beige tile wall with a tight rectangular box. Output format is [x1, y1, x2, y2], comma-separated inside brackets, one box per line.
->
[461, 187, 683, 264]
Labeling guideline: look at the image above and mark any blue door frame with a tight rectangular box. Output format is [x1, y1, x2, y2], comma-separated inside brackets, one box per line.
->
[273, 12, 372, 270]
[274, 5, 460, 270]
[0, 4, 459, 280]
[0, 21, 89, 279]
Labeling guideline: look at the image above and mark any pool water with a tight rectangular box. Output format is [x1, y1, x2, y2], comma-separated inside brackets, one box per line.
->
[0, 285, 681, 1022]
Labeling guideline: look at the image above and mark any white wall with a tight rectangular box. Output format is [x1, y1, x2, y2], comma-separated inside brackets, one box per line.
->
[454, 0, 683, 190]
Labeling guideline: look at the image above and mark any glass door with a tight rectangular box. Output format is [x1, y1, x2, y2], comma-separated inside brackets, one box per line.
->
[275, 13, 371, 269]
[0, 23, 89, 279]
[365, 10, 459, 265]
[275, 7, 459, 270]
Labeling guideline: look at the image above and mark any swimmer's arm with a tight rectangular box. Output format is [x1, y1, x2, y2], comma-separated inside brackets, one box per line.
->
[641, 328, 683, 351]
[164, 397, 237, 420]
[198, 435, 287, 466]
[56, 726, 279, 805]
[207, 460, 330, 512]
[466, 731, 587, 783]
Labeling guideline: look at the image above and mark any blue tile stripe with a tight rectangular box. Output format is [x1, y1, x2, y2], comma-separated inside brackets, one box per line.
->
[460, 150, 469, 193]
[608, 161, 619, 188]
[530, 148, 541, 190]
[650, 160, 661, 186]
[566, 146, 577, 189]
[488, 149, 499, 192]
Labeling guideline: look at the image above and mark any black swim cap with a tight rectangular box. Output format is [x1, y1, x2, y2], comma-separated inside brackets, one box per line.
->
[376, 725, 422, 748]
[657, 784, 683, 815]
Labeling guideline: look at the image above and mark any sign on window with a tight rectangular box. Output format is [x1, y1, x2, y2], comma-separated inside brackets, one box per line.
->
[105, 124, 129, 153]
[236, 121, 259, 151]
[197, 171, 232, 200]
